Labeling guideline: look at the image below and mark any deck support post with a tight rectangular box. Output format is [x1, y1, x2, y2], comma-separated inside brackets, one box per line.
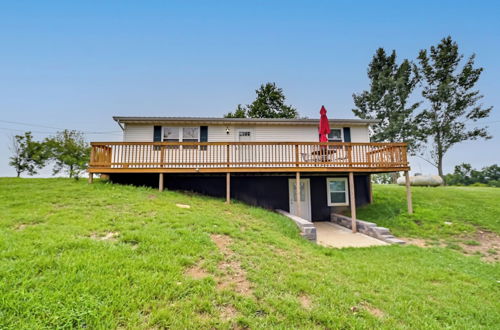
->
[88, 173, 93, 184]
[405, 171, 413, 214]
[226, 173, 231, 204]
[295, 172, 301, 217]
[348, 172, 357, 233]
[159, 173, 164, 192]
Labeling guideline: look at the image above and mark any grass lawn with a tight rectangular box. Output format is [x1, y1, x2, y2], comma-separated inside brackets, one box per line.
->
[357, 184, 500, 238]
[0, 178, 499, 329]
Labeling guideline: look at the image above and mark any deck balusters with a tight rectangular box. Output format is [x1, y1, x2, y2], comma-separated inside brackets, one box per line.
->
[89, 142, 409, 171]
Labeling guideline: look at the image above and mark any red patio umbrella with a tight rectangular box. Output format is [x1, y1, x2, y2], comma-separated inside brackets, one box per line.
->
[318, 105, 331, 142]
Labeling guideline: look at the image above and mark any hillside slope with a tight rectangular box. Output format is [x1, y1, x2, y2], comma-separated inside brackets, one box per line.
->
[357, 184, 500, 238]
[0, 178, 498, 329]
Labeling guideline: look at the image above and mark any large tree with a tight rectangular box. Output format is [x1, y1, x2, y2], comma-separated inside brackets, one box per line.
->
[352, 48, 422, 153]
[417, 36, 493, 177]
[9, 132, 48, 177]
[225, 82, 298, 118]
[45, 130, 91, 179]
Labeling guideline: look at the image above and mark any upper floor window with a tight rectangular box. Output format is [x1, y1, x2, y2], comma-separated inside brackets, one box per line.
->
[162, 127, 199, 142]
[182, 127, 199, 142]
[162, 127, 199, 149]
[328, 128, 343, 142]
[163, 127, 180, 142]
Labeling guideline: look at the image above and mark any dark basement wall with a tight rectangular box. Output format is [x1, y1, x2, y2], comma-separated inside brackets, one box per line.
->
[109, 173, 371, 221]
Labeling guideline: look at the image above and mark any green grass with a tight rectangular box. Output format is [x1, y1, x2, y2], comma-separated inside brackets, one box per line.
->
[357, 184, 500, 238]
[0, 178, 499, 329]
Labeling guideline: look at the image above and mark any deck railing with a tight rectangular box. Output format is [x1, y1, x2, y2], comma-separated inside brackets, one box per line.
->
[89, 142, 409, 172]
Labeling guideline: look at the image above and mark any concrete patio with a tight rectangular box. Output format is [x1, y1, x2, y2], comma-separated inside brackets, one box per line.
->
[315, 222, 388, 248]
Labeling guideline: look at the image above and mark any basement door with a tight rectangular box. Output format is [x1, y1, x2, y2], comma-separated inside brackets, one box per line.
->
[288, 178, 311, 221]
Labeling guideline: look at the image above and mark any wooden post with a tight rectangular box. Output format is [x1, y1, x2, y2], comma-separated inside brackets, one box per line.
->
[88, 173, 93, 184]
[159, 173, 164, 192]
[226, 173, 231, 204]
[295, 172, 301, 217]
[348, 172, 357, 233]
[405, 171, 413, 214]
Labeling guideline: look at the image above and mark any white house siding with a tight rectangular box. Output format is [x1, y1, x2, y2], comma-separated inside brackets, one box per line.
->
[115, 123, 372, 167]
[350, 126, 370, 143]
[253, 125, 317, 142]
[123, 124, 153, 142]
[121, 124, 371, 143]
[207, 125, 235, 142]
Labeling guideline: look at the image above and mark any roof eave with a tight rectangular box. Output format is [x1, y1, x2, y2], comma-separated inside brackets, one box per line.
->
[113, 116, 380, 126]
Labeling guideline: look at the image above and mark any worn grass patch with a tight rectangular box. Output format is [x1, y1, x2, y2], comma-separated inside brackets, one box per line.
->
[0, 178, 499, 328]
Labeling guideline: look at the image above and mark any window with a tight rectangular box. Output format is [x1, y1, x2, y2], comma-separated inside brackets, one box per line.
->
[326, 178, 349, 206]
[182, 127, 199, 142]
[328, 128, 343, 142]
[162, 127, 200, 149]
[162, 127, 200, 142]
[163, 127, 179, 142]
[182, 127, 199, 149]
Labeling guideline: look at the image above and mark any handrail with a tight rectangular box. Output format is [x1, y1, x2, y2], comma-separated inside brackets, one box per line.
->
[90, 141, 408, 146]
[89, 141, 409, 171]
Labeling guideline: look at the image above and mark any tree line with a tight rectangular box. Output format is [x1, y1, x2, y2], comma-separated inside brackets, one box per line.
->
[444, 163, 499, 187]
[352, 36, 493, 178]
[9, 130, 90, 179]
[224, 36, 494, 181]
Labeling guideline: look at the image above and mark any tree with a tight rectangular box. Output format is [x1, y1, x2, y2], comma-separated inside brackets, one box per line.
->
[352, 48, 422, 153]
[224, 104, 247, 118]
[371, 173, 393, 184]
[444, 163, 477, 185]
[444, 163, 499, 187]
[481, 164, 500, 183]
[45, 130, 91, 179]
[417, 36, 493, 178]
[8, 132, 48, 177]
[225, 82, 298, 118]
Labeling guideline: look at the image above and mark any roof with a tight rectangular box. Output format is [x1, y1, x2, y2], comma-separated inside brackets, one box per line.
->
[113, 116, 379, 126]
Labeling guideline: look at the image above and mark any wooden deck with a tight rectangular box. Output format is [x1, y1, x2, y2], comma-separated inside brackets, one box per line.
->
[88, 142, 410, 173]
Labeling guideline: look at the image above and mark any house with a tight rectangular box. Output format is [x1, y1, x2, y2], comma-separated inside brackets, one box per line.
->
[88, 116, 412, 228]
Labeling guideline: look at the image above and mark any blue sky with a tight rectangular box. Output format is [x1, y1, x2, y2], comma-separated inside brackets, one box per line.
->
[0, 0, 498, 176]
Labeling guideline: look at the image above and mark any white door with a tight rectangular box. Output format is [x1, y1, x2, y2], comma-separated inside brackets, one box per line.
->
[238, 130, 252, 142]
[288, 178, 311, 220]
[237, 129, 253, 165]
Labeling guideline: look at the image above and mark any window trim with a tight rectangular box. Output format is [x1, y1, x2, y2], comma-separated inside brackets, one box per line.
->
[181, 127, 200, 142]
[326, 177, 349, 206]
[328, 128, 343, 142]
[162, 126, 200, 142]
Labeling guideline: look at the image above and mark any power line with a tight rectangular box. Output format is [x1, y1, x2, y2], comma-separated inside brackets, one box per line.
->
[0, 119, 64, 130]
[0, 119, 121, 134]
[0, 126, 54, 134]
[0, 126, 121, 135]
